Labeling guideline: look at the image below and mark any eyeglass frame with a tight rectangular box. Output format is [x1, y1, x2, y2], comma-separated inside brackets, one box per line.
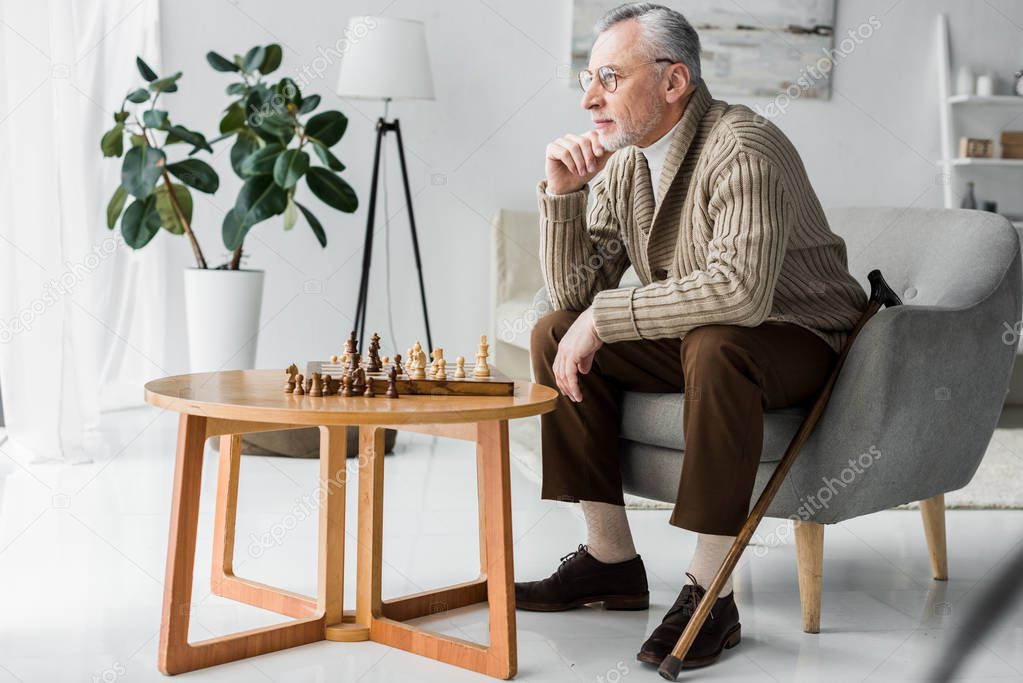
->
[578, 58, 676, 93]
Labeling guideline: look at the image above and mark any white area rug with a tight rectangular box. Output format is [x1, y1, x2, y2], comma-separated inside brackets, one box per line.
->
[508, 407, 1023, 511]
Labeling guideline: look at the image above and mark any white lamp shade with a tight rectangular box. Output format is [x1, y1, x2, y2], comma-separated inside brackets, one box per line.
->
[335, 16, 435, 100]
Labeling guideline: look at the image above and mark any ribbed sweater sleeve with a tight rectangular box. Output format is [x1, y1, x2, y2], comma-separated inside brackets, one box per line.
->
[536, 175, 629, 312]
[591, 151, 791, 342]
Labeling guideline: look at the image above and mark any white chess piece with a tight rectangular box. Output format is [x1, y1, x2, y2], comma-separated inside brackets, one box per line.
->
[473, 335, 491, 378]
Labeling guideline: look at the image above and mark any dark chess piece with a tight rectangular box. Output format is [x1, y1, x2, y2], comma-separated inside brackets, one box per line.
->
[385, 366, 399, 398]
[363, 378, 375, 398]
[305, 376, 313, 394]
[285, 363, 298, 393]
[352, 366, 366, 394]
[340, 371, 353, 397]
[321, 374, 334, 396]
[295, 373, 305, 395]
[367, 333, 382, 372]
[394, 353, 403, 376]
[309, 371, 323, 397]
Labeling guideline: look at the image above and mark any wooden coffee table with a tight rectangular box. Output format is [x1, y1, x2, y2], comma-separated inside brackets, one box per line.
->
[144, 369, 558, 679]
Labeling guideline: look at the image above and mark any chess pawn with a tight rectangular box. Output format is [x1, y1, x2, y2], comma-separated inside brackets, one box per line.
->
[341, 352, 348, 365]
[454, 356, 466, 379]
[340, 372, 353, 397]
[309, 372, 323, 397]
[330, 354, 338, 364]
[295, 373, 305, 395]
[382, 355, 390, 367]
[474, 334, 491, 378]
[385, 366, 399, 398]
[435, 358, 447, 379]
[394, 354, 403, 375]
[321, 374, 334, 396]
[363, 379, 375, 398]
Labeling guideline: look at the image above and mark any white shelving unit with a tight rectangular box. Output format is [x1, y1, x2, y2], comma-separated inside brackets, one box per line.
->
[936, 12, 1023, 231]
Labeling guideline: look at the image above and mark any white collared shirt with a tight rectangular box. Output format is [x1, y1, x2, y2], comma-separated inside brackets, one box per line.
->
[637, 115, 683, 204]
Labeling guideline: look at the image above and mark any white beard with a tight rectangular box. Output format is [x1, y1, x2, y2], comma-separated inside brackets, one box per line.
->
[595, 98, 666, 151]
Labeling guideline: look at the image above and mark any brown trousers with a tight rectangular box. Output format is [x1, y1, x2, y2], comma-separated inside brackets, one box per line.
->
[530, 311, 837, 536]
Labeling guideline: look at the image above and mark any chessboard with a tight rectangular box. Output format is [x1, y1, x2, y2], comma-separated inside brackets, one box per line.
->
[284, 330, 515, 399]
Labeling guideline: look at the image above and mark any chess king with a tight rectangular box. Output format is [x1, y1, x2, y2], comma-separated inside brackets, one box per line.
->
[518, 2, 866, 670]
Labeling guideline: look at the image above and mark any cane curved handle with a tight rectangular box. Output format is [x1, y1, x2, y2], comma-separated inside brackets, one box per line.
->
[867, 269, 902, 309]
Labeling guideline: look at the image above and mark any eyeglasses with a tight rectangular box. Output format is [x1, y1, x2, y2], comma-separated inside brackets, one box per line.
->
[578, 58, 674, 93]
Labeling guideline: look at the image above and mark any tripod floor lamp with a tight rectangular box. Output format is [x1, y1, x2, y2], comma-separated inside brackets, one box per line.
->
[336, 16, 435, 353]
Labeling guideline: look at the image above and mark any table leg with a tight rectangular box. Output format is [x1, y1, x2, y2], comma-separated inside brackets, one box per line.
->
[359, 420, 517, 679]
[210, 434, 320, 619]
[157, 414, 327, 675]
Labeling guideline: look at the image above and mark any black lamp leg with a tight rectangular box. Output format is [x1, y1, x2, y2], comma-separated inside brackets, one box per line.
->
[392, 120, 433, 352]
[352, 118, 386, 354]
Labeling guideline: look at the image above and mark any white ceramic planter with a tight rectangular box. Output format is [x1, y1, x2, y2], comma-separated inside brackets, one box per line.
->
[183, 268, 265, 373]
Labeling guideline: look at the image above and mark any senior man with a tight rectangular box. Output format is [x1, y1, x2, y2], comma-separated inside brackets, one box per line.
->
[516, 2, 867, 670]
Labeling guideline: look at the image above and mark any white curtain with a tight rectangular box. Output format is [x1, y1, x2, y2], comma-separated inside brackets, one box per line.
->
[0, 0, 171, 463]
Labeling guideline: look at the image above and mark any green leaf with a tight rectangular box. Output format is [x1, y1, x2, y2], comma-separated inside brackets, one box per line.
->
[241, 46, 266, 72]
[298, 94, 320, 115]
[276, 77, 300, 104]
[259, 44, 283, 74]
[126, 88, 150, 103]
[149, 71, 182, 93]
[121, 145, 166, 198]
[312, 141, 345, 171]
[295, 201, 327, 247]
[273, 149, 309, 189]
[101, 124, 124, 157]
[136, 56, 158, 82]
[166, 125, 212, 153]
[154, 182, 193, 234]
[226, 82, 247, 96]
[142, 109, 169, 130]
[219, 101, 246, 133]
[230, 133, 259, 175]
[222, 208, 248, 251]
[113, 110, 130, 123]
[121, 196, 162, 248]
[207, 50, 240, 72]
[240, 143, 284, 177]
[235, 175, 288, 227]
[304, 111, 348, 147]
[283, 194, 298, 231]
[306, 167, 358, 213]
[166, 158, 219, 193]
[106, 186, 128, 229]
[129, 134, 147, 148]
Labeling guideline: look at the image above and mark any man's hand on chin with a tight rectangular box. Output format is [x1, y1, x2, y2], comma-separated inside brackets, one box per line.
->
[553, 307, 604, 403]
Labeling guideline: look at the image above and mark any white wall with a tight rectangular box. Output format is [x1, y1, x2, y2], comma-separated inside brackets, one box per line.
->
[158, 0, 1023, 371]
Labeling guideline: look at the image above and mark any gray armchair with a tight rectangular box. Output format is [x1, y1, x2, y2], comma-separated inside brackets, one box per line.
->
[534, 206, 1022, 634]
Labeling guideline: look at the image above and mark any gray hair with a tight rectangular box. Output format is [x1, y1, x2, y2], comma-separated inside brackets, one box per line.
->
[594, 3, 702, 83]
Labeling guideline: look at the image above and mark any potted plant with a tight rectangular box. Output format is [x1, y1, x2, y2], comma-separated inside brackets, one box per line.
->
[101, 47, 358, 372]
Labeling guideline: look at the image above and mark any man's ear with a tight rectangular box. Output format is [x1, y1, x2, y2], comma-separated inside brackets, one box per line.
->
[665, 63, 693, 104]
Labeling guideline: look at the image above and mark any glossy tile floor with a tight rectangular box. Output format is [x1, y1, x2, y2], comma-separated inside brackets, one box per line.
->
[1, 407, 1023, 682]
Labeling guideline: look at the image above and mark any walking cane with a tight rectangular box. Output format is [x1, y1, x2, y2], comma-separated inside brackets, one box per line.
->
[658, 269, 903, 680]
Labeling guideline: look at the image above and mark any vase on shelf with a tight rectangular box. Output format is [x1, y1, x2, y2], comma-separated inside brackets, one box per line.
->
[960, 181, 978, 209]
[956, 65, 975, 96]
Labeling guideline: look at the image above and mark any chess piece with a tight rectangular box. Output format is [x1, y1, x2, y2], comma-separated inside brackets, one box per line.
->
[382, 355, 390, 367]
[385, 366, 399, 398]
[305, 376, 313, 394]
[352, 366, 366, 394]
[394, 353, 403, 375]
[330, 354, 338, 364]
[363, 378, 375, 398]
[368, 333, 382, 372]
[340, 372, 353, 397]
[285, 363, 298, 392]
[435, 358, 447, 379]
[309, 372, 323, 397]
[411, 341, 427, 380]
[321, 374, 334, 396]
[295, 373, 305, 395]
[454, 356, 466, 379]
[474, 335, 491, 378]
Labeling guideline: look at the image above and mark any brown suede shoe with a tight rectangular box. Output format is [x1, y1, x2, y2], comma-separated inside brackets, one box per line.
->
[636, 573, 741, 668]
[515, 544, 649, 612]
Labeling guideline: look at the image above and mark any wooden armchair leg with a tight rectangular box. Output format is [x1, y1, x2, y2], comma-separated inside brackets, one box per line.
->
[919, 493, 948, 581]
[794, 520, 824, 634]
